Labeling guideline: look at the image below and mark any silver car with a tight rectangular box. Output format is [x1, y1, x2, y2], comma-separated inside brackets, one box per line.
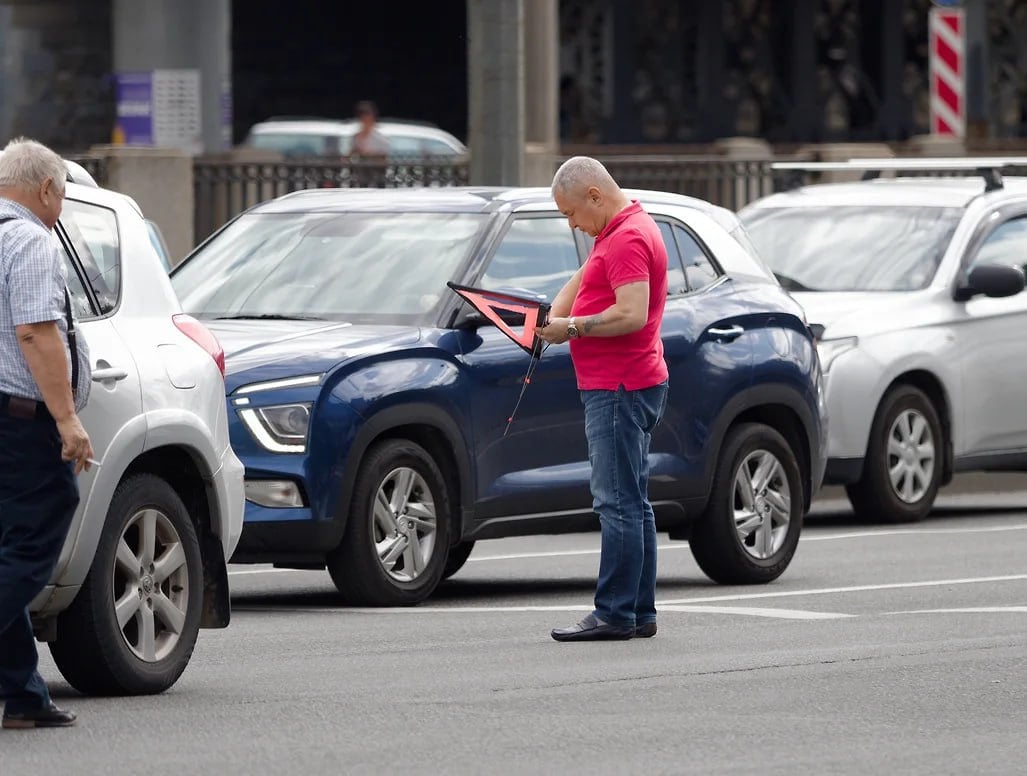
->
[27, 162, 245, 695]
[740, 160, 1027, 522]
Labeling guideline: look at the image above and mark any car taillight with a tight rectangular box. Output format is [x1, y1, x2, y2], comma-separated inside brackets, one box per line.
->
[173, 314, 226, 378]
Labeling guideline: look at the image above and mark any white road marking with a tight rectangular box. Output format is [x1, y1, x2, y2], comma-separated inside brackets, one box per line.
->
[234, 603, 850, 619]
[659, 605, 853, 619]
[885, 606, 1027, 615]
[227, 523, 1027, 576]
[658, 574, 1027, 605]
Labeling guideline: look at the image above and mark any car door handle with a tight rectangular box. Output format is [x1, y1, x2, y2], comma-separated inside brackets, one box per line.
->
[91, 367, 128, 382]
[708, 325, 744, 342]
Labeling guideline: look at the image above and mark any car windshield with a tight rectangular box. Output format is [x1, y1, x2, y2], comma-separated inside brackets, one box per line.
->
[741, 205, 963, 291]
[171, 211, 488, 323]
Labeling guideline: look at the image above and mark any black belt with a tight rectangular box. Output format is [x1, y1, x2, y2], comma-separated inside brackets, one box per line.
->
[0, 392, 52, 421]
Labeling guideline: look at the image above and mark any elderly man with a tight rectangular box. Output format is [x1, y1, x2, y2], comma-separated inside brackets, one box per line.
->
[0, 137, 93, 728]
[538, 156, 669, 641]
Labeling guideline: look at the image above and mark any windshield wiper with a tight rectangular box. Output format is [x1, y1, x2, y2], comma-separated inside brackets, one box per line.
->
[774, 273, 818, 292]
[213, 314, 325, 321]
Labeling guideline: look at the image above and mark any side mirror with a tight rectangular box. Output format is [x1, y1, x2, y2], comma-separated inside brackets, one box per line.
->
[955, 263, 1026, 301]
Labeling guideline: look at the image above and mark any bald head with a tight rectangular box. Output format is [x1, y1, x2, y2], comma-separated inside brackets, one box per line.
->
[551, 156, 631, 238]
[551, 156, 618, 199]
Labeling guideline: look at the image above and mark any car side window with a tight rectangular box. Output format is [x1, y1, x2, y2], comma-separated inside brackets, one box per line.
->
[422, 138, 456, 156]
[972, 216, 1027, 271]
[673, 224, 720, 291]
[657, 220, 688, 295]
[481, 217, 580, 302]
[58, 241, 96, 321]
[59, 198, 120, 315]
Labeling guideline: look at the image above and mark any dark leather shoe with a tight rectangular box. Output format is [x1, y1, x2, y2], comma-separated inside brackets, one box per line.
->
[551, 614, 634, 642]
[635, 622, 657, 638]
[2, 703, 77, 729]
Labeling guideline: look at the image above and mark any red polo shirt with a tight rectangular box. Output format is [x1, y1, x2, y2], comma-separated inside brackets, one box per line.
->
[569, 201, 668, 390]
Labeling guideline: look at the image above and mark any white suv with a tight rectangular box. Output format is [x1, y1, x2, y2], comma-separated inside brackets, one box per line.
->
[741, 159, 1027, 523]
[28, 162, 244, 695]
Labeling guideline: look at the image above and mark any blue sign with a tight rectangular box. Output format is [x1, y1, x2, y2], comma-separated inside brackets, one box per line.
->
[114, 72, 154, 146]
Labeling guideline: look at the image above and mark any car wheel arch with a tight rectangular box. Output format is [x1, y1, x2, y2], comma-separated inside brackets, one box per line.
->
[875, 369, 953, 484]
[701, 384, 821, 513]
[333, 402, 473, 543]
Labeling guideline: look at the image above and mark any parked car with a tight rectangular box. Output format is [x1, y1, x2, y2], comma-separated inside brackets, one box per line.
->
[25, 161, 245, 695]
[170, 186, 826, 606]
[740, 159, 1027, 523]
[243, 117, 468, 159]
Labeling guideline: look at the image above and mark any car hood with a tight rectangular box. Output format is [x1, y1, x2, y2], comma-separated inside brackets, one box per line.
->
[205, 319, 422, 392]
[790, 291, 936, 339]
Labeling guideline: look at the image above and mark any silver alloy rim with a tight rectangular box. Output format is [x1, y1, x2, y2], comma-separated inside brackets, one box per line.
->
[732, 450, 791, 559]
[373, 466, 438, 582]
[112, 508, 190, 662]
[886, 408, 935, 504]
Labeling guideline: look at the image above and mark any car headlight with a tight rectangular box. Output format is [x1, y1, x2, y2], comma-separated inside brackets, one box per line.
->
[816, 336, 857, 374]
[238, 403, 312, 453]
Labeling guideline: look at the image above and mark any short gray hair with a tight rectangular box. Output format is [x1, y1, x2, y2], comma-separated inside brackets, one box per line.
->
[0, 137, 66, 194]
[551, 155, 617, 197]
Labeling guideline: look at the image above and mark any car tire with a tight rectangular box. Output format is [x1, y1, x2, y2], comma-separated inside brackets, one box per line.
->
[442, 541, 475, 580]
[328, 439, 452, 605]
[49, 474, 203, 696]
[846, 385, 942, 523]
[689, 423, 804, 585]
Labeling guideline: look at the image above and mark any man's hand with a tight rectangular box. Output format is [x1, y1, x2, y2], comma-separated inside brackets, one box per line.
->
[536, 317, 574, 345]
[56, 414, 94, 474]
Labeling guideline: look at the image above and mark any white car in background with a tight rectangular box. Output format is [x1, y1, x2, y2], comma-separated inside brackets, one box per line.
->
[740, 159, 1027, 523]
[243, 116, 468, 158]
[27, 162, 244, 695]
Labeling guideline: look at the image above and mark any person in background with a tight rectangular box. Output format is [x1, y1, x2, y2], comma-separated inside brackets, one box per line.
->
[0, 137, 93, 728]
[537, 156, 669, 642]
[349, 100, 389, 159]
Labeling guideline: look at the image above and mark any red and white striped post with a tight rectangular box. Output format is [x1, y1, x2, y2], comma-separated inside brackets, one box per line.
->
[928, 4, 966, 138]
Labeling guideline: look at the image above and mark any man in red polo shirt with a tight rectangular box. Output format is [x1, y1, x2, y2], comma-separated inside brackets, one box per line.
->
[538, 156, 669, 641]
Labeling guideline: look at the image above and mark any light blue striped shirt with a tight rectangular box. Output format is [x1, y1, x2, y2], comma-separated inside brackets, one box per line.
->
[0, 198, 90, 410]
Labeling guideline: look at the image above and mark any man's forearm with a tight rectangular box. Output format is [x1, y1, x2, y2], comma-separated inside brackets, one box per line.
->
[550, 268, 583, 318]
[16, 323, 76, 421]
[578, 304, 647, 337]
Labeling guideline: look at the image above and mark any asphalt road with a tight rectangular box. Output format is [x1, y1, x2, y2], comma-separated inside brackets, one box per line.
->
[4, 475, 1026, 776]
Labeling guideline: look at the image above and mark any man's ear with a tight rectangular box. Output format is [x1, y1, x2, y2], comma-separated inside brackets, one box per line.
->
[587, 185, 602, 204]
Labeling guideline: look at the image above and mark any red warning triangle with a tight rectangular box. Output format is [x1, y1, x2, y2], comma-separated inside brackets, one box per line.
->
[448, 282, 551, 354]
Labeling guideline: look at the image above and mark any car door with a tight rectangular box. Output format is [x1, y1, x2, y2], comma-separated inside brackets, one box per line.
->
[955, 211, 1027, 454]
[455, 214, 587, 521]
[56, 198, 143, 494]
[649, 215, 755, 501]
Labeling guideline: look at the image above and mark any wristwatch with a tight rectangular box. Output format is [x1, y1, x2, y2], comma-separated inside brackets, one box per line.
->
[566, 318, 580, 339]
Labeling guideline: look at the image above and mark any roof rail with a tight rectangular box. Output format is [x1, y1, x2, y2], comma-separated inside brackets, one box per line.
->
[772, 157, 1027, 193]
[63, 159, 98, 188]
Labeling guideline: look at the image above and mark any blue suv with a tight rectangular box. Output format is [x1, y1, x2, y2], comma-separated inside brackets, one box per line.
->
[171, 187, 826, 606]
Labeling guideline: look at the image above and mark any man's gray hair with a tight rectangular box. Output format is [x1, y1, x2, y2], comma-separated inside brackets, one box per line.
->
[0, 137, 66, 193]
[551, 155, 617, 197]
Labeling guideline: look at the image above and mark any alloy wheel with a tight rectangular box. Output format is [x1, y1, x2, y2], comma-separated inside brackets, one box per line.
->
[373, 466, 439, 582]
[112, 508, 190, 662]
[732, 449, 792, 559]
[886, 408, 936, 504]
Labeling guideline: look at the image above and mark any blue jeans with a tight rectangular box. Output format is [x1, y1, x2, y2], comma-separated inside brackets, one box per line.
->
[0, 411, 79, 714]
[582, 381, 669, 628]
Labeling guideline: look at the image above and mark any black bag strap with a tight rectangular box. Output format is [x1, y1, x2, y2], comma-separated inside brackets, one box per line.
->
[0, 215, 78, 398]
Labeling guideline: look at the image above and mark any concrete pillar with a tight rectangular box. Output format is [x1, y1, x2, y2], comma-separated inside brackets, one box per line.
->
[112, 0, 231, 153]
[467, 0, 525, 185]
[523, 0, 559, 186]
[91, 146, 195, 264]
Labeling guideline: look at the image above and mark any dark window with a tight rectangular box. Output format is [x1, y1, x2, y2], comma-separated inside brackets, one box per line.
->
[972, 216, 1027, 271]
[481, 217, 580, 302]
[673, 224, 719, 291]
[657, 220, 687, 295]
[60, 198, 120, 315]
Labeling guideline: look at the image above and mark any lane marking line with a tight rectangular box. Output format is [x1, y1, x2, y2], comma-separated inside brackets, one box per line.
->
[227, 523, 1027, 576]
[885, 606, 1027, 615]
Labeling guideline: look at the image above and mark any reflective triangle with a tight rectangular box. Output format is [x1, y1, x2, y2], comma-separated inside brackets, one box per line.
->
[448, 282, 551, 354]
